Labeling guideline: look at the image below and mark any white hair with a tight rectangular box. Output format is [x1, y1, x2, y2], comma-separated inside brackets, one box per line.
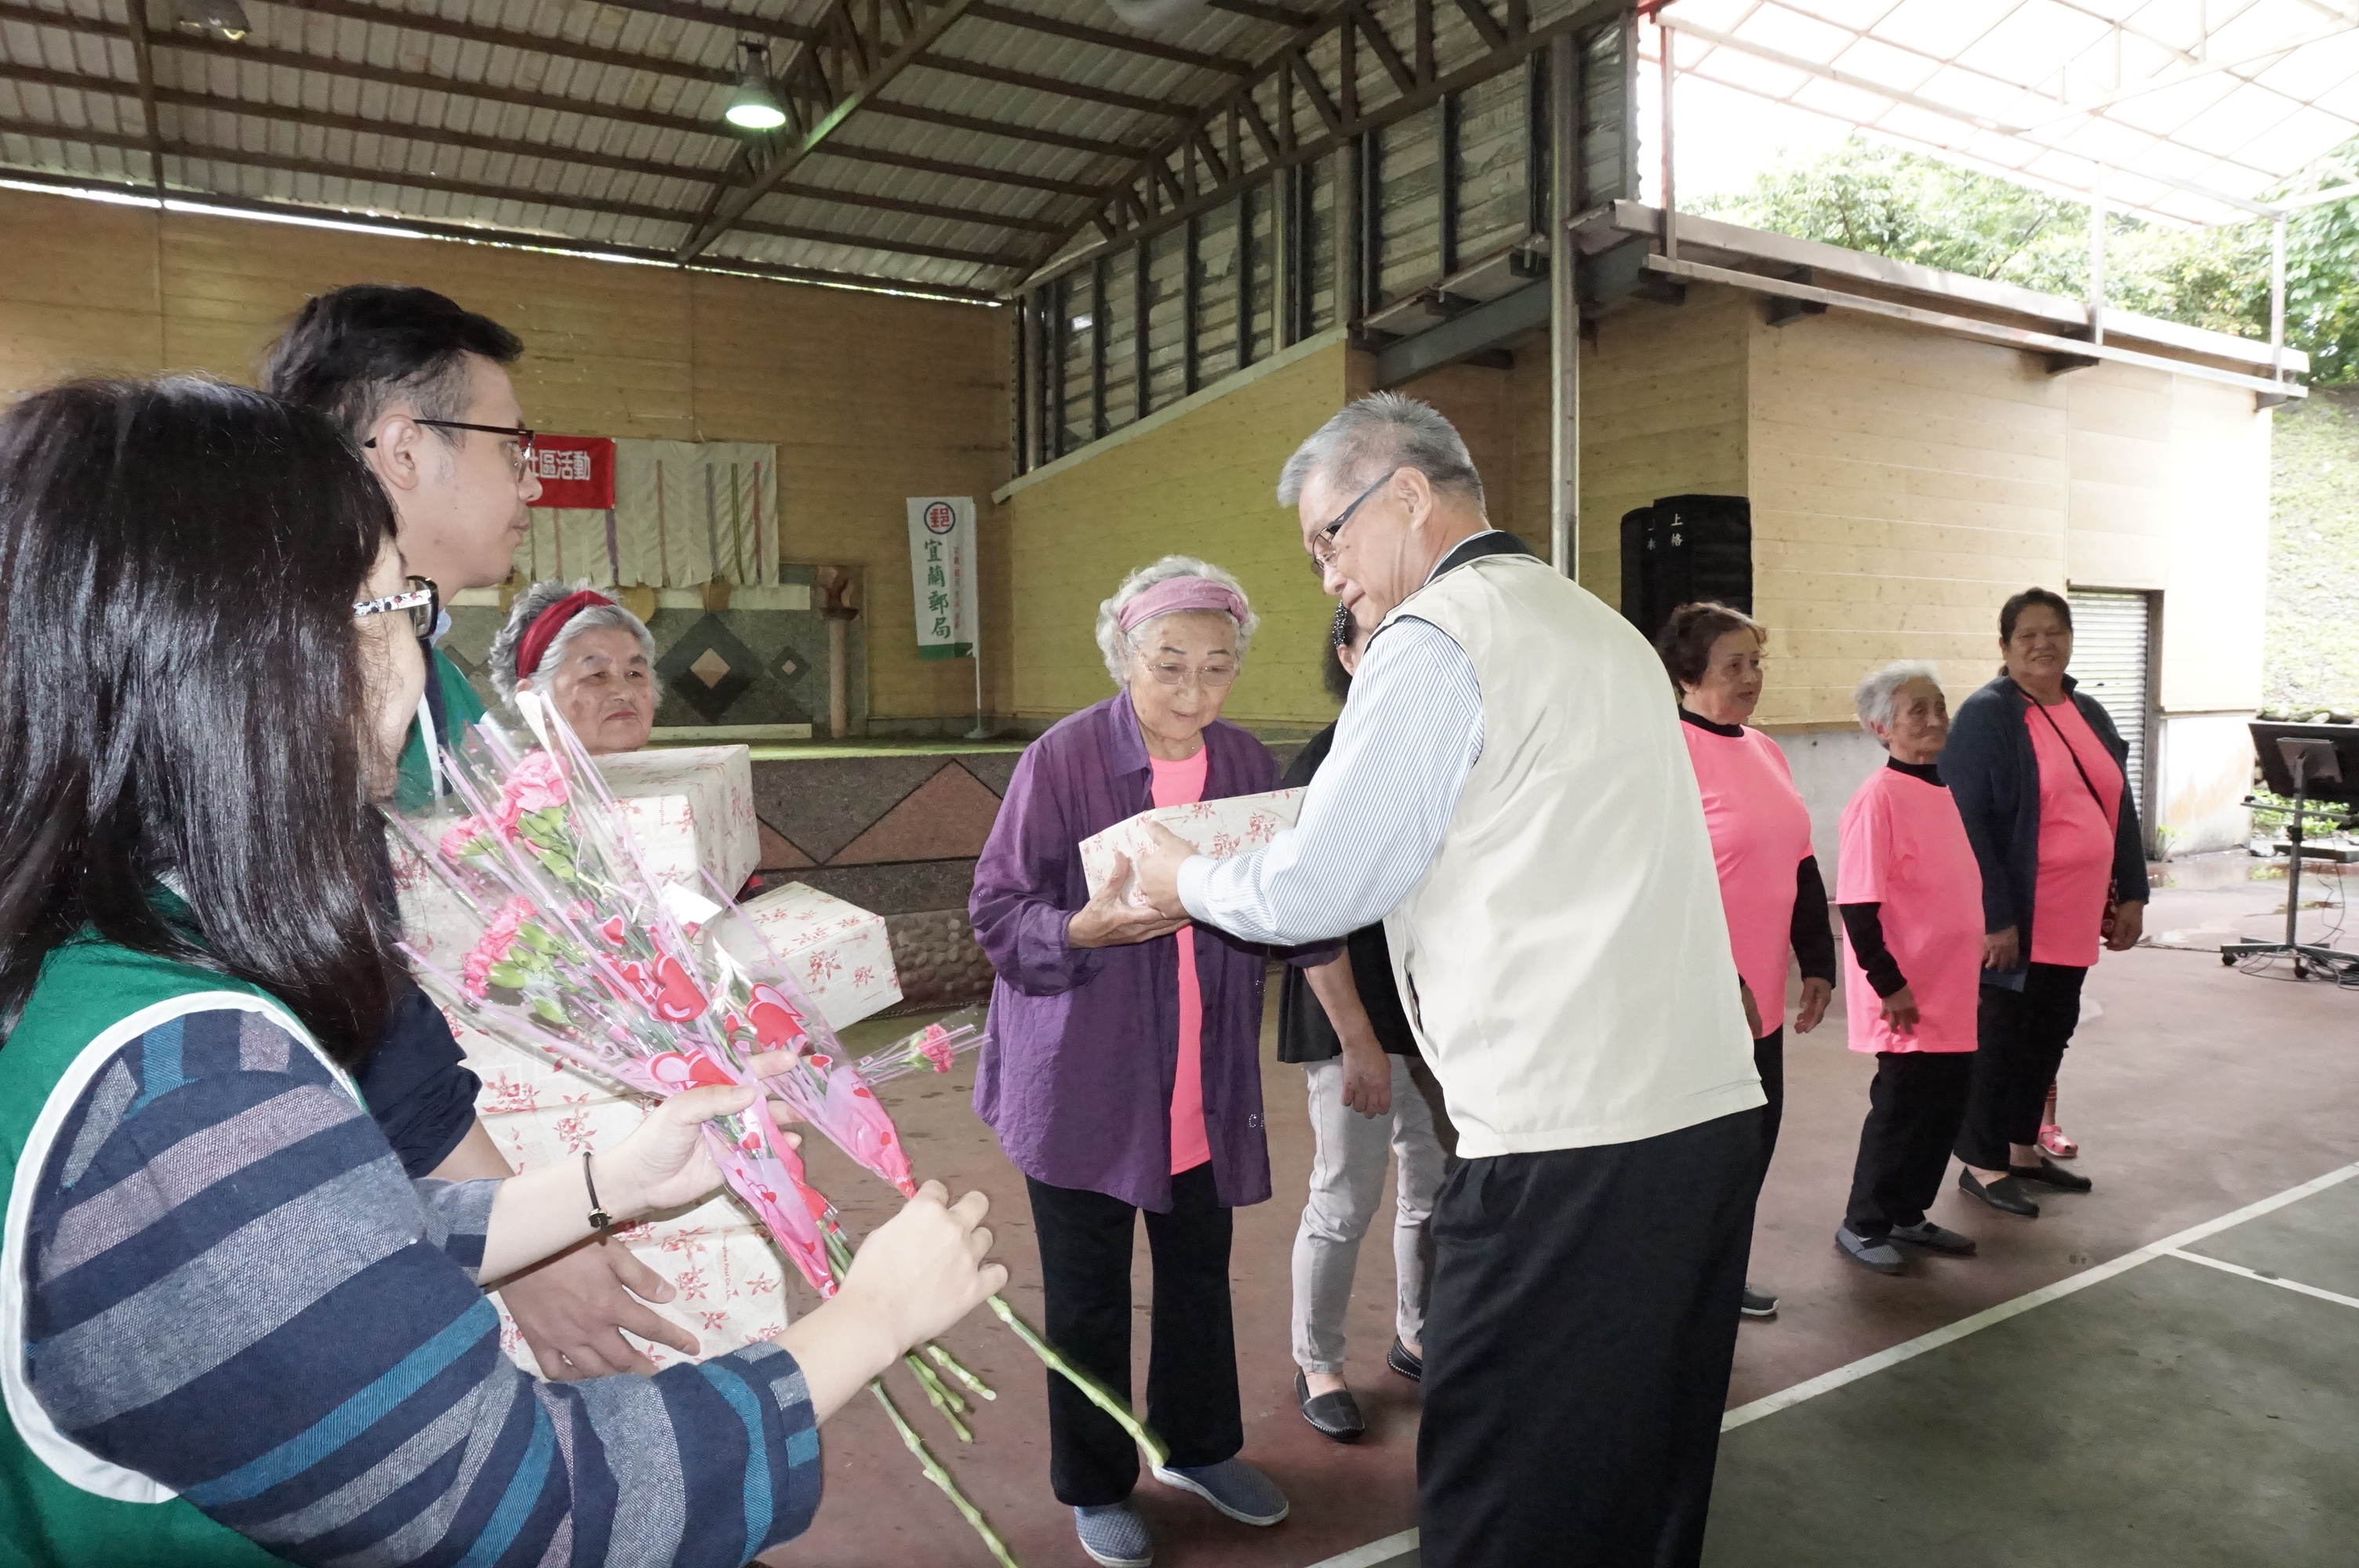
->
[487, 579, 657, 702]
[1092, 556, 1259, 686]
[1275, 391, 1485, 511]
[1855, 661, 1941, 737]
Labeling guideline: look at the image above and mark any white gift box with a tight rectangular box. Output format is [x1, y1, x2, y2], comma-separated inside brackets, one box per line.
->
[1078, 787, 1304, 900]
[593, 744, 759, 896]
[726, 881, 903, 1030]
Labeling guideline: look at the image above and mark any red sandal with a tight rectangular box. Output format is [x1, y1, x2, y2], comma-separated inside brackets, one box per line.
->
[2039, 1081, 2078, 1159]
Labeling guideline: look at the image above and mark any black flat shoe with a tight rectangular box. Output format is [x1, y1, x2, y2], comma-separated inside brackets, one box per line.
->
[1386, 1337, 1423, 1383]
[1958, 1168, 2041, 1218]
[2008, 1156, 2093, 1193]
[1296, 1372, 1365, 1443]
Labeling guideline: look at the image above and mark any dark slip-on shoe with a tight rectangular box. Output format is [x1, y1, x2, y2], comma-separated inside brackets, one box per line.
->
[1296, 1372, 1365, 1443]
[1385, 1336, 1423, 1383]
[1958, 1168, 2041, 1218]
[2008, 1156, 2093, 1193]
[1890, 1219, 1979, 1255]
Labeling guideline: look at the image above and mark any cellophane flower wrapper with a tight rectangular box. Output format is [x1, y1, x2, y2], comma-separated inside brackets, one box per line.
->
[390, 701, 987, 1295]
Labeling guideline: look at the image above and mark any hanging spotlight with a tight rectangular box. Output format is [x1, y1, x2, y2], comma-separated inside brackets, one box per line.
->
[173, 0, 252, 41]
[725, 42, 788, 132]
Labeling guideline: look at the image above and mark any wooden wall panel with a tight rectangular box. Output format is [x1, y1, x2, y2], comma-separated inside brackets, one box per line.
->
[0, 186, 1009, 723]
[1001, 340, 1352, 728]
[2159, 377, 2271, 713]
[1747, 307, 2070, 728]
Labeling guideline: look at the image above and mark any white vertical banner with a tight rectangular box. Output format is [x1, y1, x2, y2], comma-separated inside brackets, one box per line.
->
[907, 496, 980, 660]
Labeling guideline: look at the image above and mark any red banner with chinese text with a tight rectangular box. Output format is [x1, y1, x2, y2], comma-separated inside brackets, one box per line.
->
[526, 435, 616, 509]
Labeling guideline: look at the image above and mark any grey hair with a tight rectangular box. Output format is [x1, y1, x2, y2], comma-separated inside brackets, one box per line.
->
[1854, 661, 1941, 737]
[487, 579, 657, 702]
[1092, 556, 1259, 686]
[1275, 391, 1485, 512]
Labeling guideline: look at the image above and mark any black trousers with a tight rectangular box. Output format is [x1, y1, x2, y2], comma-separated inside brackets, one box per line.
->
[1845, 1051, 1976, 1240]
[1956, 964, 2087, 1170]
[1753, 1027, 1785, 1189]
[1025, 1163, 1241, 1507]
[1418, 1108, 1762, 1568]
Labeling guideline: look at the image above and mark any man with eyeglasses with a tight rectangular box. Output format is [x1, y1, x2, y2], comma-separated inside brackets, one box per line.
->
[265, 284, 543, 811]
[265, 285, 707, 1385]
[1130, 393, 1765, 1568]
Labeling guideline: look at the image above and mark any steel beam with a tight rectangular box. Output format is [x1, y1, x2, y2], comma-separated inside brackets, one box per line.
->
[1372, 278, 1543, 385]
[1547, 29, 1576, 579]
[677, 0, 980, 259]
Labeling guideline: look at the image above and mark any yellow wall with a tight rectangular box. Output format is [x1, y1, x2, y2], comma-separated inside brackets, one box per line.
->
[1000, 336, 1354, 728]
[1577, 287, 1753, 602]
[0, 185, 1009, 723]
[1746, 302, 2073, 728]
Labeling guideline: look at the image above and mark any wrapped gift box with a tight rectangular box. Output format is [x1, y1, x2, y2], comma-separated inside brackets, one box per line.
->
[729, 881, 903, 1030]
[1079, 787, 1304, 900]
[593, 744, 758, 895]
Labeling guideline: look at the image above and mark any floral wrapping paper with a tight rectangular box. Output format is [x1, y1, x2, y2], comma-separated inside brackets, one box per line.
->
[591, 744, 759, 895]
[1078, 787, 1304, 900]
[732, 880, 903, 1031]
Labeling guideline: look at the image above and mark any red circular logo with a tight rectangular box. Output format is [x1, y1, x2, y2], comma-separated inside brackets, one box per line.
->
[924, 502, 958, 535]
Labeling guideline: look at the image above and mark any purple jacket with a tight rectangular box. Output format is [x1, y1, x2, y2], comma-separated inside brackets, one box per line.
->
[971, 695, 1322, 1212]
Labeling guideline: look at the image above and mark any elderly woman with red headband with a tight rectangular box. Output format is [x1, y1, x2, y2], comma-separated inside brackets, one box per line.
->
[488, 579, 659, 755]
[971, 555, 1316, 1568]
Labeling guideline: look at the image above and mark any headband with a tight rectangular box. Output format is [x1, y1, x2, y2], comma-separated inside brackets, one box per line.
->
[514, 589, 616, 682]
[1116, 575, 1249, 636]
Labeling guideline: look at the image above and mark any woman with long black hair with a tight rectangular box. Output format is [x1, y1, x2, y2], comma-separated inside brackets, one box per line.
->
[0, 377, 1001, 1566]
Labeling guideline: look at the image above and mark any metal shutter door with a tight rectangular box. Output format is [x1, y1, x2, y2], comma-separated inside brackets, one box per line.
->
[2067, 590, 2152, 811]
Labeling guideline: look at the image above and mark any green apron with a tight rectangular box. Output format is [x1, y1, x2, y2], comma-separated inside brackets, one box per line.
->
[0, 937, 346, 1566]
[396, 644, 489, 813]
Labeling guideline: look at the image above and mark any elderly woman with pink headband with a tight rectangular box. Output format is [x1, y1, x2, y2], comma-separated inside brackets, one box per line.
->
[972, 554, 1317, 1568]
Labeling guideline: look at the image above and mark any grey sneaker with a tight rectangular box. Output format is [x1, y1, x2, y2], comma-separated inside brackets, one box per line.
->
[1836, 1225, 1905, 1275]
[1150, 1458, 1289, 1526]
[1740, 1283, 1779, 1319]
[1890, 1220, 1978, 1255]
[1074, 1503, 1153, 1567]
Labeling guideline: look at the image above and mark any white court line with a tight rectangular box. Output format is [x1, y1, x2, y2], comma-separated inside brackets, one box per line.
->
[1296, 1160, 2359, 1568]
[1720, 1158, 2359, 1432]
[2162, 1247, 2359, 1312]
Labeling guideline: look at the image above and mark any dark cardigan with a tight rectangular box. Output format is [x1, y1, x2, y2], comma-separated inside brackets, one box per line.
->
[1943, 673, 2151, 993]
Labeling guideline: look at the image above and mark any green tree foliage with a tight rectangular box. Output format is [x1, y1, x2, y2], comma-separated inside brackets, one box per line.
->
[1696, 136, 2359, 383]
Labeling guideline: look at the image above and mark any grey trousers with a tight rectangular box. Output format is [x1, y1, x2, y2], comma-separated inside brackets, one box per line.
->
[1291, 1054, 1451, 1375]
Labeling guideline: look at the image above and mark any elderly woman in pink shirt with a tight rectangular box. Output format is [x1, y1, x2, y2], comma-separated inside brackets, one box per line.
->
[1658, 603, 1835, 1323]
[1833, 663, 1986, 1274]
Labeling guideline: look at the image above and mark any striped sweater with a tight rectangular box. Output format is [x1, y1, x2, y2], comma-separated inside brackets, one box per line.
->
[22, 1005, 823, 1566]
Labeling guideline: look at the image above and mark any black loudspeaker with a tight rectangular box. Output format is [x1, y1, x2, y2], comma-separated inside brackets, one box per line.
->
[1619, 493, 1753, 643]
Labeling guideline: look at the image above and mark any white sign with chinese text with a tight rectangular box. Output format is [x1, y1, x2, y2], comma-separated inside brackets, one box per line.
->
[906, 495, 980, 660]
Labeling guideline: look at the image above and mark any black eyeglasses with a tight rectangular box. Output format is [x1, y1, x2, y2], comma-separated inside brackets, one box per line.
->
[365, 420, 538, 476]
[1308, 468, 1398, 571]
[354, 575, 439, 637]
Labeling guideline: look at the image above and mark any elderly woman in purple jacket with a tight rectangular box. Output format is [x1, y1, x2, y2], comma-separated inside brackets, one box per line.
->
[971, 554, 1314, 1568]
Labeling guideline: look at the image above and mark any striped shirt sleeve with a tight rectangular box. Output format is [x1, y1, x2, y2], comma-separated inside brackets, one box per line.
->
[24, 1006, 823, 1567]
[1180, 615, 1485, 944]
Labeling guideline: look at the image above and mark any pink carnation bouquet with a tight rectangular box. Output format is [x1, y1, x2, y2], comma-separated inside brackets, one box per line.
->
[391, 703, 1155, 1567]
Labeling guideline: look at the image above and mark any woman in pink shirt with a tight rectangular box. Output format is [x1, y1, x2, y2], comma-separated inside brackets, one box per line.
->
[1832, 664, 1986, 1274]
[1943, 589, 2150, 1221]
[1657, 604, 1836, 1323]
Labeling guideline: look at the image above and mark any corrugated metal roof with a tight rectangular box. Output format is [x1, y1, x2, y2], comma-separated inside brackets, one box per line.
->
[0, 0, 1561, 295]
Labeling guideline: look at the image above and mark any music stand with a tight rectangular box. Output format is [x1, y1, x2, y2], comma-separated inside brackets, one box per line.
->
[2222, 723, 2359, 979]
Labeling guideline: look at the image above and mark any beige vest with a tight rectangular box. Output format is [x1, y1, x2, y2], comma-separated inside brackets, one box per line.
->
[1379, 553, 1764, 1157]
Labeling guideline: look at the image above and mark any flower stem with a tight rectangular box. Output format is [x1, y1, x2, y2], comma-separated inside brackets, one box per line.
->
[987, 1294, 1168, 1468]
[927, 1342, 996, 1400]
[906, 1353, 974, 1441]
[870, 1381, 1020, 1568]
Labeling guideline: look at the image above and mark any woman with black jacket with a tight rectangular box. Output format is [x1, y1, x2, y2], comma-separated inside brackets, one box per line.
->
[1943, 588, 2150, 1219]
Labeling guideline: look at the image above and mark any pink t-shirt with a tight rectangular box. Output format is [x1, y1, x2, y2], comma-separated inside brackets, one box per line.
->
[2024, 699, 2124, 968]
[1682, 721, 1814, 1038]
[1150, 747, 1212, 1175]
[1837, 766, 1985, 1054]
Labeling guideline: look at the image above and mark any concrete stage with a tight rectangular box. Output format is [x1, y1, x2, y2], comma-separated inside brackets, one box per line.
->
[764, 858, 2357, 1568]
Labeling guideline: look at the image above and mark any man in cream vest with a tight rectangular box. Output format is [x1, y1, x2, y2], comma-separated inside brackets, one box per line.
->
[1134, 394, 1765, 1567]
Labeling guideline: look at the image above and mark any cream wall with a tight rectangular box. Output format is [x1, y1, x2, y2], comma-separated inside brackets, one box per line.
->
[998, 335, 1355, 731]
[0, 185, 1010, 724]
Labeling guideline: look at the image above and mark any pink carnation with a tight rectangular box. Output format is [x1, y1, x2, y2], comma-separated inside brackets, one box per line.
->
[461, 896, 535, 997]
[493, 750, 570, 836]
[438, 815, 494, 862]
